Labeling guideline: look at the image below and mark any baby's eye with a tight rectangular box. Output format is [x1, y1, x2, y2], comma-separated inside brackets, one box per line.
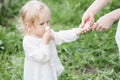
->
[40, 23, 44, 25]
[47, 21, 49, 23]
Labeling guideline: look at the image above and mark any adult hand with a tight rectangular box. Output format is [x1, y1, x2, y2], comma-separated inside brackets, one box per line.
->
[81, 12, 94, 28]
[78, 21, 92, 34]
[92, 14, 115, 31]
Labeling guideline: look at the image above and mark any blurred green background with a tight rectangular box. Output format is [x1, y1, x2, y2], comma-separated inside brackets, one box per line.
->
[0, 0, 120, 80]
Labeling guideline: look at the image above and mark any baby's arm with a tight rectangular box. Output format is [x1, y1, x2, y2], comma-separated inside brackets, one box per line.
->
[51, 29, 79, 45]
[51, 22, 91, 45]
[23, 38, 51, 64]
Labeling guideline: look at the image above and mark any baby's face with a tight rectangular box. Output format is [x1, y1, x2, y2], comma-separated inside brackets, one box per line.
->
[34, 8, 50, 37]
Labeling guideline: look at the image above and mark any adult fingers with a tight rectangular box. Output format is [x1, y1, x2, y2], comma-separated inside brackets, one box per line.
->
[92, 23, 98, 31]
[95, 24, 101, 31]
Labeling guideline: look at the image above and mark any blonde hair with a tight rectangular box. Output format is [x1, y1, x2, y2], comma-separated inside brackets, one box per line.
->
[19, 0, 49, 35]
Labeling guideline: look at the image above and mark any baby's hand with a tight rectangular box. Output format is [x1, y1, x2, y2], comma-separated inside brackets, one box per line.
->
[76, 22, 91, 34]
[42, 27, 52, 45]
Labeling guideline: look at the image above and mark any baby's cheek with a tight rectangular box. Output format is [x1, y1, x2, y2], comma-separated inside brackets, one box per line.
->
[40, 32, 44, 37]
[42, 30, 46, 35]
[38, 29, 44, 35]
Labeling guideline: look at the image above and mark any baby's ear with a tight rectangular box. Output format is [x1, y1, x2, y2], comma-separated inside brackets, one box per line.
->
[25, 23, 32, 30]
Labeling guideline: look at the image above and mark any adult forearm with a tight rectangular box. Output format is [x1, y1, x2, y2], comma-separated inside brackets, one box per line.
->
[108, 8, 120, 21]
[85, 0, 110, 16]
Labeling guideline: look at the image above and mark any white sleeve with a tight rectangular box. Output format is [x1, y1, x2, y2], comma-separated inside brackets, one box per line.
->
[51, 28, 79, 45]
[23, 39, 51, 64]
[115, 20, 120, 54]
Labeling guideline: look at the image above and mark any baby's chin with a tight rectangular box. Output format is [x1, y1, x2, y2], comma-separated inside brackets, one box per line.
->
[35, 33, 44, 38]
[40, 32, 45, 37]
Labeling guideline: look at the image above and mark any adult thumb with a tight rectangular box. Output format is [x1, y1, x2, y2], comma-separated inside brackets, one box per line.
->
[81, 20, 85, 28]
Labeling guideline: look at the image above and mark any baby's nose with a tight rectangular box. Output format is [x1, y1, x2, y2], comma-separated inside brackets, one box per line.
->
[45, 26, 50, 30]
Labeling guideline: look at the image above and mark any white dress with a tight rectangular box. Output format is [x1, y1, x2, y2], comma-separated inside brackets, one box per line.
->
[23, 29, 79, 80]
[115, 20, 120, 57]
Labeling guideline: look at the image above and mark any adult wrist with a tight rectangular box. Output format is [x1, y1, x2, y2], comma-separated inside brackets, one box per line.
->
[85, 10, 95, 17]
[108, 10, 120, 22]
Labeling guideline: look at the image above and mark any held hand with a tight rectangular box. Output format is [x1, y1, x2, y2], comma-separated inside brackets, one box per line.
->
[42, 28, 52, 45]
[81, 12, 94, 27]
[75, 21, 92, 35]
[92, 14, 115, 31]
[79, 21, 92, 34]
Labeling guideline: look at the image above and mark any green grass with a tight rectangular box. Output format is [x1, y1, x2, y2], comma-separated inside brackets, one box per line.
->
[0, 0, 120, 80]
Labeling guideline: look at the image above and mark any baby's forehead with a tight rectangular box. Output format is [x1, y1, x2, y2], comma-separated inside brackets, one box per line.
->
[24, 1, 49, 13]
[39, 9, 50, 23]
[21, 1, 51, 23]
